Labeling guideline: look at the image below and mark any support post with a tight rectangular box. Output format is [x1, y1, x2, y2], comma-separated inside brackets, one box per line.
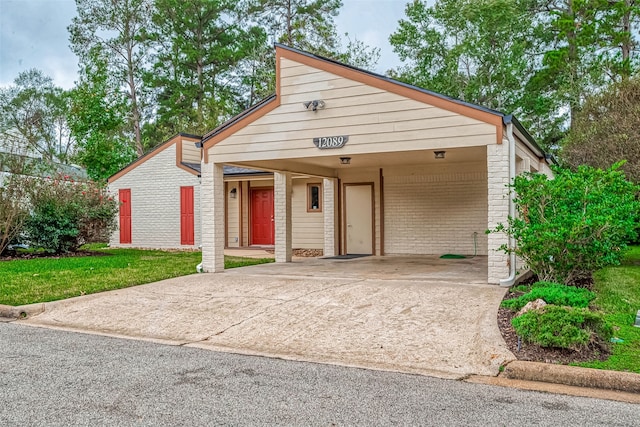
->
[274, 172, 292, 262]
[201, 162, 225, 272]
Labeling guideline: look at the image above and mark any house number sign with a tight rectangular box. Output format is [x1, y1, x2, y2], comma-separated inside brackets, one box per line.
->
[313, 135, 349, 149]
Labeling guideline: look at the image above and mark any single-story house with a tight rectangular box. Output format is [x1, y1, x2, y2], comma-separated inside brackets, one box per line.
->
[199, 44, 553, 284]
[108, 44, 553, 285]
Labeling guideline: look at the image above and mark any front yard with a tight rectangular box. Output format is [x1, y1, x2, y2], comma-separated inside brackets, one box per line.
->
[500, 246, 640, 373]
[0, 245, 273, 306]
[575, 246, 640, 372]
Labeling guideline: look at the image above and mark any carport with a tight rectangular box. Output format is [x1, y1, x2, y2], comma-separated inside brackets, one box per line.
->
[199, 44, 553, 284]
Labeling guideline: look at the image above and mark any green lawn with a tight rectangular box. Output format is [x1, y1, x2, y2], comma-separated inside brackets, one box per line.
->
[0, 245, 273, 306]
[575, 246, 640, 373]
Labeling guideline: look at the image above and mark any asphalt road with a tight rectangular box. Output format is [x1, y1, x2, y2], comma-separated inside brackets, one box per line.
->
[1, 323, 638, 426]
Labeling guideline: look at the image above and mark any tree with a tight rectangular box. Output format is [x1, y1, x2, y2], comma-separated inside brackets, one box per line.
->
[249, 0, 343, 56]
[0, 69, 73, 163]
[491, 163, 639, 285]
[242, 0, 379, 107]
[388, 1, 640, 151]
[525, 1, 608, 137]
[562, 77, 640, 183]
[389, 0, 537, 119]
[598, 0, 640, 80]
[334, 35, 381, 70]
[0, 160, 34, 255]
[69, 0, 153, 155]
[68, 53, 136, 181]
[144, 0, 267, 139]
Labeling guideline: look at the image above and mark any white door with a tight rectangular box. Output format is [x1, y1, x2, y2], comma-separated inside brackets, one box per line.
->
[345, 184, 373, 254]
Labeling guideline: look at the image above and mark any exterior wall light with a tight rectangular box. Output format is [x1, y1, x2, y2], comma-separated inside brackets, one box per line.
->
[229, 188, 237, 199]
[302, 100, 326, 111]
[339, 157, 351, 165]
[434, 151, 446, 159]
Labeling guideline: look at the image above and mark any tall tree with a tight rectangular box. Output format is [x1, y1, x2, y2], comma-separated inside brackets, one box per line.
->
[250, 0, 342, 56]
[240, 0, 378, 110]
[526, 1, 608, 133]
[389, 0, 537, 115]
[68, 52, 136, 181]
[562, 77, 640, 183]
[69, 0, 153, 155]
[144, 0, 266, 139]
[520, 1, 640, 147]
[598, 0, 640, 80]
[0, 69, 73, 163]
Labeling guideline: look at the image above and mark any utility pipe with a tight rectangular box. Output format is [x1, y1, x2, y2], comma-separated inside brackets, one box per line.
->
[500, 120, 517, 287]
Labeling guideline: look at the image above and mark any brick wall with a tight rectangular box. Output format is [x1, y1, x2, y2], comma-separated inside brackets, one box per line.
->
[383, 164, 488, 256]
[487, 144, 510, 283]
[108, 144, 201, 249]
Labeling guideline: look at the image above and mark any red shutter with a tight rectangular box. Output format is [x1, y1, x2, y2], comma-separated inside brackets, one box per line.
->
[119, 189, 132, 244]
[180, 186, 195, 245]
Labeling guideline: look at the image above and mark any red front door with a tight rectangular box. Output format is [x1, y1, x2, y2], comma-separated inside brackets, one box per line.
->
[119, 189, 131, 244]
[251, 188, 274, 245]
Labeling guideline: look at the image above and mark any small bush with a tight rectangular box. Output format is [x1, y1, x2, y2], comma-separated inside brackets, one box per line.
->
[510, 284, 531, 293]
[512, 305, 612, 350]
[501, 281, 595, 311]
[24, 174, 117, 253]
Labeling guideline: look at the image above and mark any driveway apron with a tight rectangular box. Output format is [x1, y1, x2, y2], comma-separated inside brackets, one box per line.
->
[20, 256, 515, 379]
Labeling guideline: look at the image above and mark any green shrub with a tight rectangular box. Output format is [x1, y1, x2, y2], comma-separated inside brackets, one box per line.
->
[490, 163, 640, 285]
[501, 281, 595, 311]
[25, 197, 80, 253]
[24, 174, 117, 253]
[512, 305, 612, 350]
[510, 284, 531, 293]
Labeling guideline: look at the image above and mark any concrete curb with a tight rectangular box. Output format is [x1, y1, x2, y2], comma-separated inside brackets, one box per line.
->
[0, 303, 45, 320]
[500, 361, 640, 394]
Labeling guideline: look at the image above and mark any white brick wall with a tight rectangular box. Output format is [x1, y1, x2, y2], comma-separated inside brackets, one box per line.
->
[201, 162, 225, 272]
[323, 178, 337, 257]
[274, 172, 292, 262]
[383, 165, 488, 256]
[487, 144, 510, 284]
[108, 144, 201, 249]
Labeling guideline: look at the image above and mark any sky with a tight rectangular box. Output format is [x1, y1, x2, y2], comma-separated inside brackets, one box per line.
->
[0, 0, 410, 90]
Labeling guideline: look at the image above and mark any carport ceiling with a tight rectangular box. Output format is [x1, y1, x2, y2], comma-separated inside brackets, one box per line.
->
[229, 146, 487, 175]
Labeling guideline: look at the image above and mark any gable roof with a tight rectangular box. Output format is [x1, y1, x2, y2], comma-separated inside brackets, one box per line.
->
[201, 44, 546, 161]
[108, 133, 201, 183]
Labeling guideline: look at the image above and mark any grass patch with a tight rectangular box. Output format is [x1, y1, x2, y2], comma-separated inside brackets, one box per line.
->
[574, 246, 640, 373]
[1, 246, 273, 306]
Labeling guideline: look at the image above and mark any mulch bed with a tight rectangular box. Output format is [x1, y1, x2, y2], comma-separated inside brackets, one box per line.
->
[264, 248, 324, 257]
[497, 276, 611, 365]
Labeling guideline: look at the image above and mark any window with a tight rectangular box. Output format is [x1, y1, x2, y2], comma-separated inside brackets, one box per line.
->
[307, 183, 322, 212]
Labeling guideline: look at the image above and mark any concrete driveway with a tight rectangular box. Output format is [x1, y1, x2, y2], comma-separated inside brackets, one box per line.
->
[20, 255, 515, 379]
